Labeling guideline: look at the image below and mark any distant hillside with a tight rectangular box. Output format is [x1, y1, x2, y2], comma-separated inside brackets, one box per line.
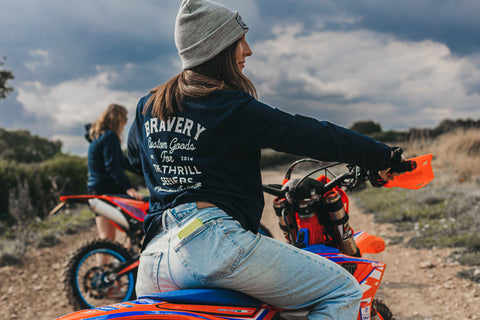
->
[350, 118, 480, 143]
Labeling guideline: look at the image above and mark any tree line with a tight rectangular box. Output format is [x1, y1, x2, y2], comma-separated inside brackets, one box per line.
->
[349, 119, 480, 142]
[0, 128, 63, 163]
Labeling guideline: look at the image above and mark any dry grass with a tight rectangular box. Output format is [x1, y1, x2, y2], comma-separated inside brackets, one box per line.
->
[0, 206, 95, 267]
[354, 129, 480, 281]
[403, 128, 480, 185]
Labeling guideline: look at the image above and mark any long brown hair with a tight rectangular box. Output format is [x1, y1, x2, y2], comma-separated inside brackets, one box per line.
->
[145, 39, 257, 121]
[89, 104, 128, 141]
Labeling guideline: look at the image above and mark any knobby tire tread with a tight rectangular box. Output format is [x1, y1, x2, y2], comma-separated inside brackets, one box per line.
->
[373, 299, 394, 320]
[62, 239, 135, 311]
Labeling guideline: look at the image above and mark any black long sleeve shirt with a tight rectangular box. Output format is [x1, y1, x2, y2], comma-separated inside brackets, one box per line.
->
[127, 90, 391, 246]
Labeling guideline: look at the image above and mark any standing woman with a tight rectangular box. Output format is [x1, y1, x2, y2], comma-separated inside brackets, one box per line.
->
[88, 103, 143, 242]
[128, 1, 403, 319]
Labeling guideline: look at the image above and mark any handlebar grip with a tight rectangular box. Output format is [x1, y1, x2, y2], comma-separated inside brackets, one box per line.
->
[389, 160, 417, 174]
[262, 184, 285, 197]
[369, 160, 417, 187]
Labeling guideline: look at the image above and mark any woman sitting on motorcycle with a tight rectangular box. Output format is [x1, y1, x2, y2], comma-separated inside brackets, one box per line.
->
[127, 1, 403, 319]
[87, 104, 143, 244]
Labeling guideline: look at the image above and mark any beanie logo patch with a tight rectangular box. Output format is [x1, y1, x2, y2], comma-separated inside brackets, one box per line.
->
[236, 14, 248, 30]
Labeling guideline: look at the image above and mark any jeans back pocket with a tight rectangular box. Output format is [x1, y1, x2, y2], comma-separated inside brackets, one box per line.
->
[174, 219, 244, 283]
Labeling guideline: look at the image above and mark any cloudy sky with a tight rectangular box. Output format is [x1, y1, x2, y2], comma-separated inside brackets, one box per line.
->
[1, 0, 480, 155]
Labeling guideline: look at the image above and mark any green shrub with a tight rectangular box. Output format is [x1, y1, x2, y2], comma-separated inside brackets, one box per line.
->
[261, 149, 302, 169]
[457, 268, 480, 283]
[0, 154, 88, 223]
[0, 161, 35, 221]
[0, 128, 62, 163]
[40, 154, 88, 196]
[0, 238, 26, 267]
[456, 251, 480, 266]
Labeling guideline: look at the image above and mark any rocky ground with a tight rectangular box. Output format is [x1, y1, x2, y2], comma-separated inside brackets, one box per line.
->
[0, 170, 479, 319]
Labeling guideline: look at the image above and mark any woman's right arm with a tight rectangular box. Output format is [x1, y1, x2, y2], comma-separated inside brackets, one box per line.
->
[236, 97, 393, 171]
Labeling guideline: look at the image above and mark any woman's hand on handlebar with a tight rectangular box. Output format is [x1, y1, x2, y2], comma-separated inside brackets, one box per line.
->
[378, 148, 407, 180]
[370, 147, 413, 187]
[370, 167, 401, 187]
[378, 168, 396, 181]
[126, 188, 144, 200]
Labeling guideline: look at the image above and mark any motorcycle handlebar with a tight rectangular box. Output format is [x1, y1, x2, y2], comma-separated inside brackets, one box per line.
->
[262, 159, 417, 197]
[262, 184, 284, 197]
[389, 160, 417, 174]
[262, 169, 355, 197]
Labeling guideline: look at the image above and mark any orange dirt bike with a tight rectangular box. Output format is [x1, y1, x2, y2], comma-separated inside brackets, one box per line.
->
[55, 154, 433, 320]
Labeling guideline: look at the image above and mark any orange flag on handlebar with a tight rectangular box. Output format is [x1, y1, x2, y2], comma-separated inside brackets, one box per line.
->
[384, 154, 434, 190]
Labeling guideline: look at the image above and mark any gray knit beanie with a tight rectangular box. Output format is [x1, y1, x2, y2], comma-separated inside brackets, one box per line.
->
[175, 0, 249, 70]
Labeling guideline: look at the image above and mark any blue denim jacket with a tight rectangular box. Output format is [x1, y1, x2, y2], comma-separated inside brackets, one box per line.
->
[88, 130, 132, 194]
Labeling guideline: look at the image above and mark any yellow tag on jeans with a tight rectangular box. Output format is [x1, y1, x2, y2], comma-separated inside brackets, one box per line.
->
[178, 218, 204, 240]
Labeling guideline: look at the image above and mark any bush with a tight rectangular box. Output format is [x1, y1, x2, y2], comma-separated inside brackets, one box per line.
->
[0, 239, 25, 267]
[457, 268, 480, 283]
[0, 128, 62, 163]
[40, 154, 88, 196]
[370, 130, 408, 143]
[0, 154, 88, 223]
[0, 161, 35, 221]
[261, 149, 302, 169]
[350, 120, 382, 135]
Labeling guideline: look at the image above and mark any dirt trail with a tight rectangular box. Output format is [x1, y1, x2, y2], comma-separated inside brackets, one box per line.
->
[0, 170, 479, 320]
[261, 171, 480, 320]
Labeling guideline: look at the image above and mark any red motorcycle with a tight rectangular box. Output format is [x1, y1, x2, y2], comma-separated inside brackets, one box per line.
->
[54, 194, 148, 310]
[55, 154, 433, 320]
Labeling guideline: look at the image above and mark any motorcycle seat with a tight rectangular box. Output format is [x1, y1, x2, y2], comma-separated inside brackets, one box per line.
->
[139, 288, 264, 307]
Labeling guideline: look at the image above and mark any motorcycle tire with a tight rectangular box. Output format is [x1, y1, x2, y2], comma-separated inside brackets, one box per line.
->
[372, 299, 394, 320]
[63, 239, 137, 310]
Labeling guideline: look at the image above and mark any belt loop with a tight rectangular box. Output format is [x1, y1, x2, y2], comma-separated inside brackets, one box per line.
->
[162, 209, 180, 231]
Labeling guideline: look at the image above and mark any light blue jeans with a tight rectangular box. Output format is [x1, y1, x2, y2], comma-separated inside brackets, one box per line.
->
[136, 203, 362, 320]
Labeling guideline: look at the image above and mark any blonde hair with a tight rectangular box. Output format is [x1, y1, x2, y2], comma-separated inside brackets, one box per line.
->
[89, 104, 128, 141]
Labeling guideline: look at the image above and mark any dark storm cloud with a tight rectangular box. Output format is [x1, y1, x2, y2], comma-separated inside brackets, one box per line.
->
[345, 0, 480, 55]
[0, 0, 179, 88]
[255, 0, 480, 56]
